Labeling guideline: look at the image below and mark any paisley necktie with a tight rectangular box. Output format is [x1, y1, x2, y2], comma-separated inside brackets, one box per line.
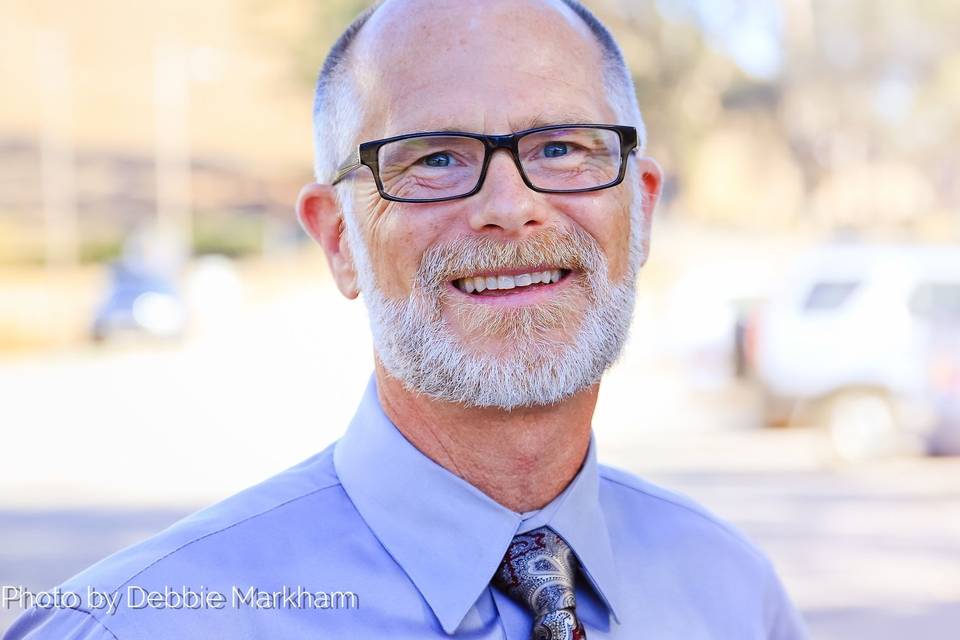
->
[493, 527, 587, 639]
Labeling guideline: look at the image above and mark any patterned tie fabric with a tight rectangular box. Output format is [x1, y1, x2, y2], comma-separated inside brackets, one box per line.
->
[493, 527, 587, 640]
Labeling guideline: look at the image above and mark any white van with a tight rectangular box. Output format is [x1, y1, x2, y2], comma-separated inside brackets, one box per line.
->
[751, 242, 960, 458]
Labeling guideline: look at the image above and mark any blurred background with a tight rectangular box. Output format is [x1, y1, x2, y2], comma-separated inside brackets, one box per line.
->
[2, 0, 959, 636]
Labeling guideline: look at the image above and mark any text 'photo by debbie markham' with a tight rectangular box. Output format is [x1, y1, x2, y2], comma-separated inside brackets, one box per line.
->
[2, 0, 959, 639]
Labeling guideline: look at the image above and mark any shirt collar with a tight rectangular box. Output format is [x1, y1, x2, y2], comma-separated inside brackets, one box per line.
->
[334, 375, 622, 634]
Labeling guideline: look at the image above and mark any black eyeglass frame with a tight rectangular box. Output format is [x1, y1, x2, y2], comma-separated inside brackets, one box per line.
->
[330, 123, 640, 204]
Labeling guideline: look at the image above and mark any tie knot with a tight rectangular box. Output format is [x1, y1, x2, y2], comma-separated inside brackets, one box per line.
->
[493, 527, 586, 639]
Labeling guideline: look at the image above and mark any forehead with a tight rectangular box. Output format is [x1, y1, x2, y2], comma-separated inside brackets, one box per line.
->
[351, 0, 612, 136]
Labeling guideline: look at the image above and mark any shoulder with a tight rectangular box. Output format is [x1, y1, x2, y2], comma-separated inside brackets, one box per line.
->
[4, 445, 351, 639]
[81, 444, 344, 583]
[599, 464, 808, 638]
[83, 444, 346, 588]
[598, 463, 773, 573]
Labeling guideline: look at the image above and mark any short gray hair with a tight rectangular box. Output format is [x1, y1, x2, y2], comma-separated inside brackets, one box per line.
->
[311, 0, 646, 185]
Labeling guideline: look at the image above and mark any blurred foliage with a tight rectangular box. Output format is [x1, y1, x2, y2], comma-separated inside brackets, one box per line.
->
[242, 0, 373, 89]
[193, 214, 265, 258]
[78, 238, 124, 264]
[248, 0, 960, 238]
[3, 0, 957, 268]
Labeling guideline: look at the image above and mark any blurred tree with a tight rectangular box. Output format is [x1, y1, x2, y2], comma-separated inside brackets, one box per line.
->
[243, 0, 372, 88]
[779, 0, 960, 234]
[246, 0, 960, 238]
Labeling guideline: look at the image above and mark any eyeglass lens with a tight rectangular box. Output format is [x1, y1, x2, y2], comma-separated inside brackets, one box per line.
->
[375, 127, 622, 200]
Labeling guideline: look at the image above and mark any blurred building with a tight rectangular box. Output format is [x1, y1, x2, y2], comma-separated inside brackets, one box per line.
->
[0, 0, 314, 265]
[2, 0, 958, 262]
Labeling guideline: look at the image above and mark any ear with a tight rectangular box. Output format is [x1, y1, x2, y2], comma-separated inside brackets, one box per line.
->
[296, 183, 360, 299]
[633, 157, 663, 266]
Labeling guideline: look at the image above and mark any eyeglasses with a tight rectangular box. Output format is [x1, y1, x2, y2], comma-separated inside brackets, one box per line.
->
[331, 124, 639, 203]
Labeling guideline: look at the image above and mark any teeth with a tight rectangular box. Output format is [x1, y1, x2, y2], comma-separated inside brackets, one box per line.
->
[455, 269, 566, 292]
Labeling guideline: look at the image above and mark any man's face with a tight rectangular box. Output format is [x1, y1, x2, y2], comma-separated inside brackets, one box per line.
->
[340, 0, 655, 408]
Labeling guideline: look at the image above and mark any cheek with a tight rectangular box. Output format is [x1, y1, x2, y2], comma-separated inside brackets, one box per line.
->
[565, 194, 633, 281]
[608, 209, 633, 280]
[362, 199, 446, 298]
[609, 190, 636, 280]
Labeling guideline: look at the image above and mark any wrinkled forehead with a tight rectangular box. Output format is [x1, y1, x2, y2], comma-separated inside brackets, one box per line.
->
[350, 0, 611, 136]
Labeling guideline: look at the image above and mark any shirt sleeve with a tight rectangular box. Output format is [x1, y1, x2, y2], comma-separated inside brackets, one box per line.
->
[3, 606, 117, 640]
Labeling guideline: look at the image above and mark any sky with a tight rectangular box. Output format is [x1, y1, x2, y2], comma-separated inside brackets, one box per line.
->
[656, 0, 784, 79]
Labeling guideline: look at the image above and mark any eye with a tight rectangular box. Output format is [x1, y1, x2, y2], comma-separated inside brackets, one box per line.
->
[543, 142, 569, 158]
[422, 152, 453, 167]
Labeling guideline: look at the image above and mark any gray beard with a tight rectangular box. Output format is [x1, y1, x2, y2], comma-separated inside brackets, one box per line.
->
[353, 225, 639, 410]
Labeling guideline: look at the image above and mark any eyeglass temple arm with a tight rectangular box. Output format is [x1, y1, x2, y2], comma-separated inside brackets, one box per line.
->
[331, 150, 361, 185]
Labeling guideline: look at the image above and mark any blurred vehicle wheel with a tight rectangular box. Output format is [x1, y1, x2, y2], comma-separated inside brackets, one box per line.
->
[823, 390, 899, 461]
[928, 423, 960, 456]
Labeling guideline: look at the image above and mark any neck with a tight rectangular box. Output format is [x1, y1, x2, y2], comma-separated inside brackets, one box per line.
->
[373, 360, 596, 513]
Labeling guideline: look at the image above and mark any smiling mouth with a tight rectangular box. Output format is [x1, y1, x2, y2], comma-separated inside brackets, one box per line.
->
[451, 268, 571, 296]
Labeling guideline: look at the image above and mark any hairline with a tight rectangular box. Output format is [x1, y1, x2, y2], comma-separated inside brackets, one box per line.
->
[311, 0, 646, 186]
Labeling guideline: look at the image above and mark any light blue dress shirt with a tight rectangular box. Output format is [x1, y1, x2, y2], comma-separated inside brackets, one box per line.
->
[6, 375, 808, 639]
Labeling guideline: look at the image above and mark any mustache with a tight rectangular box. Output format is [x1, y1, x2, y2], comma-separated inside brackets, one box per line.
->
[414, 226, 606, 290]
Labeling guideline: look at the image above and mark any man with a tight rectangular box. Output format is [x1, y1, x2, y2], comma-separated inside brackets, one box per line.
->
[5, 1, 808, 638]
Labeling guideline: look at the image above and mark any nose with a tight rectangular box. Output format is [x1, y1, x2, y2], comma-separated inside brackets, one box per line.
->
[466, 150, 549, 236]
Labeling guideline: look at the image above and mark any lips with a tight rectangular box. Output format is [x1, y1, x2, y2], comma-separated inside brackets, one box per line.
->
[452, 269, 570, 294]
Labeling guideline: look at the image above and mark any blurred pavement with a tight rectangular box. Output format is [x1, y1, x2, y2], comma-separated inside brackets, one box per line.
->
[2, 251, 959, 637]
